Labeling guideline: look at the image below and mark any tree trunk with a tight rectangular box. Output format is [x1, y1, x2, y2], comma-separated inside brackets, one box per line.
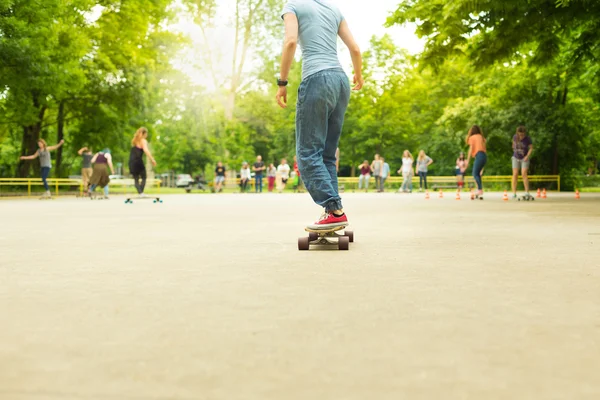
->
[55, 100, 65, 177]
[18, 105, 46, 177]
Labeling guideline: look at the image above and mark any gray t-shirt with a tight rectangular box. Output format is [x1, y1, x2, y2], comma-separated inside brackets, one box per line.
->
[82, 154, 93, 169]
[37, 149, 51, 168]
[417, 156, 432, 173]
[281, 0, 344, 81]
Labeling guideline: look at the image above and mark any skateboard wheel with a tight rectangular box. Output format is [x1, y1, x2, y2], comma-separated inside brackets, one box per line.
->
[338, 236, 349, 251]
[298, 237, 310, 251]
[159, 200, 163, 203]
[308, 232, 318, 241]
[153, 200, 156, 203]
[345, 230, 354, 243]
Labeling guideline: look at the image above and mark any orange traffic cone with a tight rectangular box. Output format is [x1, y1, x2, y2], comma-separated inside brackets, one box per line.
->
[575, 189, 580, 200]
[425, 190, 430, 200]
[536, 188, 541, 198]
[542, 188, 547, 199]
[439, 189, 444, 199]
[503, 190, 508, 201]
[455, 190, 461, 200]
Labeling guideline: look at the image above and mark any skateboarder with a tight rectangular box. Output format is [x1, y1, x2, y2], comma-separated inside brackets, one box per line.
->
[89, 149, 115, 199]
[511, 125, 533, 199]
[465, 125, 487, 198]
[78, 147, 94, 192]
[277, 0, 363, 229]
[20, 139, 65, 198]
[129, 127, 157, 198]
[455, 152, 467, 191]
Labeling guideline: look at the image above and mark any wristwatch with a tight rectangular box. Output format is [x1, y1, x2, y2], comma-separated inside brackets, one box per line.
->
[277, 78, 288, 87]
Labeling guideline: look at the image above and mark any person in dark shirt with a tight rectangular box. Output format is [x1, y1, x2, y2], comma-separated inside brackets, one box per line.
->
[78, 146, 94, 191]
[252, 155, 266, 193]
[215, 161, 226, 193]
[511, 125, 533, 199]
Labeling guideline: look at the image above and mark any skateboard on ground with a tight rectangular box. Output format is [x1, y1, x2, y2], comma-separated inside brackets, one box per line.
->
[89, 192, 108, 200]
[298, 224, 353, 251]
[39, 195, 53, 200]
[470, 193, 484, 200]
[124, 196, 162, 204]
[517, 193, 535, 201]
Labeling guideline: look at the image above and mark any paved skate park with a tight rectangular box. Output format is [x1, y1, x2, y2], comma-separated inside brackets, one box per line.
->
[1, 192, 599, 399]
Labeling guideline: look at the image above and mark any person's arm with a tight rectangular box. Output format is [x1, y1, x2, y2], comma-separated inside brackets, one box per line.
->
[47, 139, 65, 151]
[78, 147, 87, 155]
[338, 20, 363, 90]
[20, 151, 39, 161]
[106, 154, 115, 175]
[427, 157, 433, 167]
[524, 141, 533, 161]
[142, 139, 157, 166]
[91, 153, 99, 164]
[276, 13, 299, 108]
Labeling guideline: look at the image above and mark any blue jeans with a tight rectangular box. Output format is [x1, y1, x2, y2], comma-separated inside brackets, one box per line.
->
[473, 152, 487, 190]
[41, 167, 50, 191]
[296, 68, 350, 212]
[418, 171, 428, 189]
[255, 175, 263, 193]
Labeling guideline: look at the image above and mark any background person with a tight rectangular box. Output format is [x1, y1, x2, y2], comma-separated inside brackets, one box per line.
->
[465, 125, 487, 198]
[398, 150, 414, 193]
[456, 152, 467, 190]
[379, 157, 390, 192]
[267, 163, 277, 192]
[214, 162, 226, 193]
[357, 160, 371, 192]
[89, 148, 114, 199]
[253, 155, 266, 193]
[240, 162, 251, 193]
[416, 150, 433, 191]
[129, 127, 157, 197]
[511, 125, 533, 199]
[20, 139, 64, 198]
[277, 158, 291, 192]
[78, 146, 94, 192]
[371, 154, 383, 192]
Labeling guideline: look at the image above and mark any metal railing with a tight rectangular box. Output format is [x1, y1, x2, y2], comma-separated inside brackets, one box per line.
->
[0, 178, 161, 197]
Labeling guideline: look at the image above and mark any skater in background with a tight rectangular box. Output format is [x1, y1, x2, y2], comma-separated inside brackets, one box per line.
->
[89, 148, 115, 199]
[455, 152, 467, 191]
[398, 150, 414, 193]
[267, 163, 277, 192]
[78, 146, 94, 192]
[357, 160, 371, 192]
[129, 127, 157, 198]
[20, 139, 64, 198]
[511, 125, 533, 199]
[214, 161, 226, 193]
[465, 125, 487, 199]
[416, 150, 433, 191]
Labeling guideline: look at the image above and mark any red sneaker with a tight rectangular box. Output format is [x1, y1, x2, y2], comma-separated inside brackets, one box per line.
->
[307, 212, 348, 230]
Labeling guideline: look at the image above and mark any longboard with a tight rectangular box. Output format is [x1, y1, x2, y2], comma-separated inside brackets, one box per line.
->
[517, 194, 535, 202]
[125, 196, 162, 204]
[298, 224, 353, 251]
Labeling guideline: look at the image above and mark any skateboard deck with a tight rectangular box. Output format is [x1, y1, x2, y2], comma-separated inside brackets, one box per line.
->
[299, 224, 353, 251]
[517, 194, 535, 201]
[125, 196, 162, 204]
[89, 193, 108, 200]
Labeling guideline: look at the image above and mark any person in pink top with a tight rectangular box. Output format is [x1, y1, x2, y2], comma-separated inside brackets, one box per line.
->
[465, 125, 487, 198]
[455, 152, 467, 191]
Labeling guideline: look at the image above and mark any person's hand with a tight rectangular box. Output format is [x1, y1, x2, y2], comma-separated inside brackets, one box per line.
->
[352, 74, 364, 91]
[151, 159, 157, 167]
[19, 156, 24, 160]
[59, 139, 65, 145]
[524, 156, 529, 161]
[276, 86, 288, 108]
